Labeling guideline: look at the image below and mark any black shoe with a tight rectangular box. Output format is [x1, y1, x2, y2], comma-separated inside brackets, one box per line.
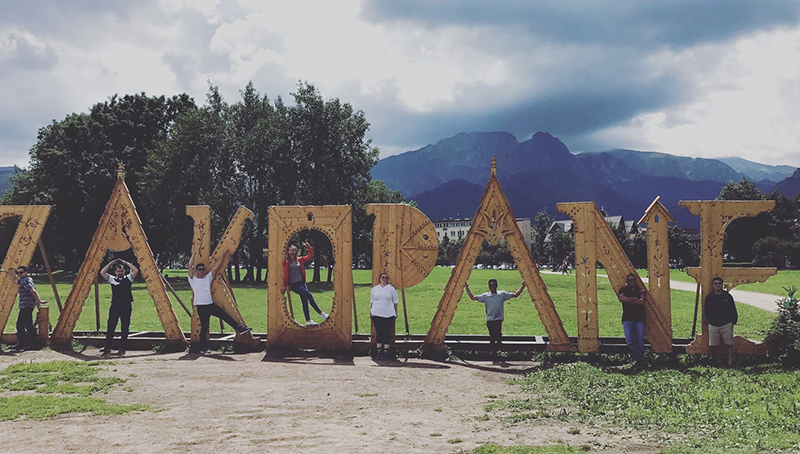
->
[117, 350, 126, 356]
[9, 344, 24, 351]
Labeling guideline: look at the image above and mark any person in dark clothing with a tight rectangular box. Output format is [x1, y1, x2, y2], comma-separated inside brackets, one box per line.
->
[704, 276, 737, 366]
[100, 259, 139, 356]
[617, 273, 647, 366]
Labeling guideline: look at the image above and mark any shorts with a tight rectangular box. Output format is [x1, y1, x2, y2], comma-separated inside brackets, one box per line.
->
[708, 322, 733, 346]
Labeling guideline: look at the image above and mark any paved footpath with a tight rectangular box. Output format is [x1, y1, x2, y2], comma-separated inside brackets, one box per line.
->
[660, 279, 779, 314]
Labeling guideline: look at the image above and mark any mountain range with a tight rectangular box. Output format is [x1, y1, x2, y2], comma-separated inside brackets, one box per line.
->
[371, 132, 799, 228]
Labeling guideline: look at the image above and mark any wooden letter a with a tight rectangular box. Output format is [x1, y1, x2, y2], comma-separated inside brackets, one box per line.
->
[424, 158, 574, 354]
[52, 165, 185, 346]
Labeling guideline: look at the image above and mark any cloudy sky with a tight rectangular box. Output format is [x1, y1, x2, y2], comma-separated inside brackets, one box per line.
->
[2, 0, 800, 168]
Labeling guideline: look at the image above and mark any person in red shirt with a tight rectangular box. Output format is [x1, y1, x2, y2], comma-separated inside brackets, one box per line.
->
[283, 242, 328, 326]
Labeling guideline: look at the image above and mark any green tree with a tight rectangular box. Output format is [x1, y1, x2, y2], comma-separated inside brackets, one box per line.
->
[717, 178, 770, 262]
[668, 225, 698, 268]
[532, 210, 553, 263]
[288, 82, 380, 282]
[140, 89, 241, 268]
[752, 236, 790, 268]
[5, 93, 194, 270]
[545, 226, 574, 267]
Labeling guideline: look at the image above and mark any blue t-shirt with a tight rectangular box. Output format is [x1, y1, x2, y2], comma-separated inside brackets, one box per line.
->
[477, 291, 513, 322]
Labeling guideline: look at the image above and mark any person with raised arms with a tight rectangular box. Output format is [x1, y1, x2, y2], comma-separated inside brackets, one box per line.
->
[100, 258, 139, 356]
[283, 241, 328, 326]
[188, 249, 251, 355]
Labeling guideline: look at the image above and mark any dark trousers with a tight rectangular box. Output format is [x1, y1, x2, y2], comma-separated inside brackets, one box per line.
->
[290, 281, 322, 321]
[372, 315, 396, 345]
[197, 304, 245, 349]
[16, 307, 35, 347]
[105, 303, 132, 351]
[487, 320, 503, 357]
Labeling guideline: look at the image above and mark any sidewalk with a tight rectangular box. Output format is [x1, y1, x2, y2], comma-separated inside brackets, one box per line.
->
[662, 279, 779, 314]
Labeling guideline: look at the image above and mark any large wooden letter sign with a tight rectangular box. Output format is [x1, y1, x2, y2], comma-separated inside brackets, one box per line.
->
[53, 165, 185, 346]
[366, 203, 439, 344]
[681, 200, 776, 356]
[424, 158, 574, 354]
[0, 205, 51, 337]
[267, 206, 354, 349]
[558, 201, 673, 353]
[186, 205, 259, 349]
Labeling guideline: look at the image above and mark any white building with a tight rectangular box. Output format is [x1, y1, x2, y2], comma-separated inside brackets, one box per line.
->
[433, 217, 533, 248]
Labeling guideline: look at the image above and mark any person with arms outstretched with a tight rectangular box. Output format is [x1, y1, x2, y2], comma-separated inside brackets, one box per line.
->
[465, 279, 526, 362]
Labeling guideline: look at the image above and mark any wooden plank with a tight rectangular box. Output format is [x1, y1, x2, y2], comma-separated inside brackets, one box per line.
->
[638, 198, 675, 352]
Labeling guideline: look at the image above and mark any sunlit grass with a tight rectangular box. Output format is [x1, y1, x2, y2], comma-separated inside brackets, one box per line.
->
[492, 355, 800, 453]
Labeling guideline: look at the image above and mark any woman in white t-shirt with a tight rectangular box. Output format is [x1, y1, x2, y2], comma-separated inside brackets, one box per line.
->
[370, 273, 398, 360]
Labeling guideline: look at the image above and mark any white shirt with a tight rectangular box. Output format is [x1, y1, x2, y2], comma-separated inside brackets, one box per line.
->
[107, 274, 133, 285]
[370, 284, 398, 318]
[188, 271, 214, 306]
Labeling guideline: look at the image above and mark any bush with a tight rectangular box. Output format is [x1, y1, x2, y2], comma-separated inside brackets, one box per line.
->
[764, 285, 800, 367]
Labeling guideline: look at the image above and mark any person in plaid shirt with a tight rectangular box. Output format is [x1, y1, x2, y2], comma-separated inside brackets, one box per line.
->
[2, 266, 44, 351]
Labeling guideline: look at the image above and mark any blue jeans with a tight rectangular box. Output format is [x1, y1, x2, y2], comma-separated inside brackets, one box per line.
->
[622, 321, 646, 364]
[290, 281, 322, 321]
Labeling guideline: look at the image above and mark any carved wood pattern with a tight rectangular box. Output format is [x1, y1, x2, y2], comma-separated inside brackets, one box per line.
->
[267, 206, 353, 349]
[638, 197, 675, 352]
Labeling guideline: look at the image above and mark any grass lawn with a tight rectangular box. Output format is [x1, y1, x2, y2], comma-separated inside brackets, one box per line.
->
[5, 267, 776, 342]
[487, 354, 800, 454]
[0, 361, 148, 420]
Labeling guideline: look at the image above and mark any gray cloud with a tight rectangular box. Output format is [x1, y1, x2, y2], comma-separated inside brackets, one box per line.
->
[362, 1, 800, 49]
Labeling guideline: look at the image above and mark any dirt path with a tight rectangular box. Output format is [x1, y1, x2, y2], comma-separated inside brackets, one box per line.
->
[0, 349, 662, 454]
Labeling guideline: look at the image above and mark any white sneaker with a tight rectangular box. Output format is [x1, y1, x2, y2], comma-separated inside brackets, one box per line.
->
[305, 320, 318, 326]
[321, 312, 329, 319]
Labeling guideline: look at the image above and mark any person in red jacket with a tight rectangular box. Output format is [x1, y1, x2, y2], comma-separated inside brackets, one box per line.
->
[283, 242, 328, 326]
